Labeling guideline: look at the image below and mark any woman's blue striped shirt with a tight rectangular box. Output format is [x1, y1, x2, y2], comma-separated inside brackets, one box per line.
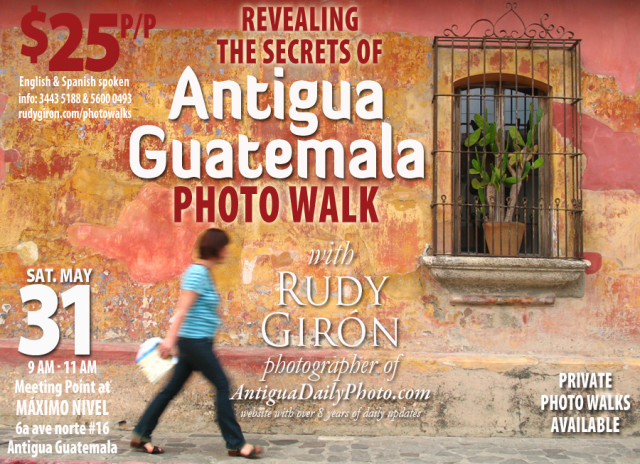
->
[177, 264, 221, 338]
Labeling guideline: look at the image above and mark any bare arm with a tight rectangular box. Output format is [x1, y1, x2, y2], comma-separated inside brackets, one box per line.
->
[158, 289, 198, 358]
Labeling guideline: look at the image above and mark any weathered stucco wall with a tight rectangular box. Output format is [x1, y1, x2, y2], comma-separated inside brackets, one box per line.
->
[1, 0, 639, 437]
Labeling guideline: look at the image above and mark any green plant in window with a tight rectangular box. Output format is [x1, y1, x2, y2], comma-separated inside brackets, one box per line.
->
[465, 104, 544, 223]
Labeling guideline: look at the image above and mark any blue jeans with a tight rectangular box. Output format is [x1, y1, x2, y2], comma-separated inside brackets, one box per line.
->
[133, 338, 245, 450]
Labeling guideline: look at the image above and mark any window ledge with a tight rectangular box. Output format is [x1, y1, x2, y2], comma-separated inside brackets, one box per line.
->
[421, 255, 590, 300]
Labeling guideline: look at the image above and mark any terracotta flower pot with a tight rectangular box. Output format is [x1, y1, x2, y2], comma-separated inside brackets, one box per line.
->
[482, 222, 526, 256]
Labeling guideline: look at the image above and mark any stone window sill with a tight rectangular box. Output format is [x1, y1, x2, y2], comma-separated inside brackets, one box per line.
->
[421, 255, 590, 302]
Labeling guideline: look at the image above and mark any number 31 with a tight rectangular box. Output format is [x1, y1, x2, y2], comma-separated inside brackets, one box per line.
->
[19, 284, 90, 356]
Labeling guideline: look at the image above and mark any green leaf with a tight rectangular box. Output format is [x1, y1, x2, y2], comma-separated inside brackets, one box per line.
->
[472, 158, 480, 171]
[465, 128, 482, 147]
[533, 157, 544, 169]
[509, 127, 525, 148]
[486, 123, 496, 143]
[471, 178, 483, 190]
[490, 170, 498, 185]
[491, 173, 501, 190]
[504, 176, 517, 184]
[469, 168, 480, 175]
[474, 113, 486, 130]
[478, 189, 485, 212]
[536, 106, 544, 124]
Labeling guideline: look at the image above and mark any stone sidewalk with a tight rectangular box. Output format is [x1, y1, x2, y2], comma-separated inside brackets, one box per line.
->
[1, 430, 640, 463]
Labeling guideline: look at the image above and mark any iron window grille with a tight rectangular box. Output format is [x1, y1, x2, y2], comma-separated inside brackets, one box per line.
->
[432, 3, 583, 259]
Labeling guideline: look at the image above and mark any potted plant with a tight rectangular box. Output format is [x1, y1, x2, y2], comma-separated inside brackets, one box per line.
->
[465, 104, 544, 256]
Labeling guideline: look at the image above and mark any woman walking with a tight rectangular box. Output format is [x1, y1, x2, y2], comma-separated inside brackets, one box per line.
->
[131, 228, 262, 459]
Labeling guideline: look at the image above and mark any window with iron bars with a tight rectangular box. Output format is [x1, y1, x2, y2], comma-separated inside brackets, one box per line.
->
[456, 83, 548, 256]
[432, 5, 583, 260]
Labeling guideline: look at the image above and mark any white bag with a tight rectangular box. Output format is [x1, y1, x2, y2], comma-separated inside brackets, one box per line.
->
[135, 337, 178, 384]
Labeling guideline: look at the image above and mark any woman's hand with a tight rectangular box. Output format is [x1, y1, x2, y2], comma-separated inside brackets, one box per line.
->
[158, 339, 174, 359]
